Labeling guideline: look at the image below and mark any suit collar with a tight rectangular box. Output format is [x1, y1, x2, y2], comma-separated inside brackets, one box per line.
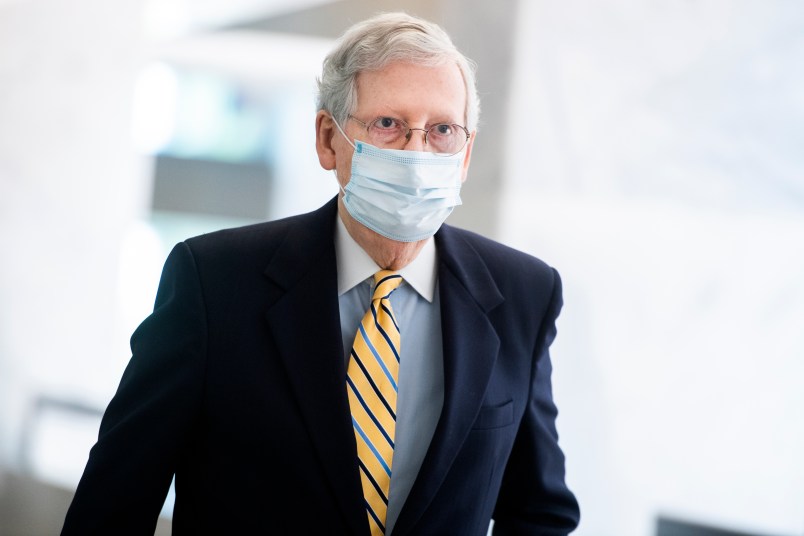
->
[433, 224, 504, 313]
[263, 197, 339, 291]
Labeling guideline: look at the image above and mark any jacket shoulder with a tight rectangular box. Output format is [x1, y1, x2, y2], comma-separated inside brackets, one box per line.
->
[181, 198, 338, 266]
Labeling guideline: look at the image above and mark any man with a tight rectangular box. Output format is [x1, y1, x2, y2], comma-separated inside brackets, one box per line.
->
[62, 12, 579, 536]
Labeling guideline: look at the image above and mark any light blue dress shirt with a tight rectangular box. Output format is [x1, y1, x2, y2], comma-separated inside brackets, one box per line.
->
[335, 216, 444, 535]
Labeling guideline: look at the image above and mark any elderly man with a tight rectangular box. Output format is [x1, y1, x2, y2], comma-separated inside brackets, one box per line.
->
[62, 12, 579, 536]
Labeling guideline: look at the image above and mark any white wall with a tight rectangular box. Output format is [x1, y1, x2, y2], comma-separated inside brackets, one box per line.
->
[501, 1, 804, 534]
[0, 0, 150, 466]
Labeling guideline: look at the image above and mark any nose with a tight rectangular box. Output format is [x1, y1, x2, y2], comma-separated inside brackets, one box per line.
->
[403, 128, 427, 151]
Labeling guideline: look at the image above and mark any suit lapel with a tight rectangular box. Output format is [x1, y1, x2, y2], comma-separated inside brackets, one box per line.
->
[393, 225, 504, 535]
[262, 199, 367, 536]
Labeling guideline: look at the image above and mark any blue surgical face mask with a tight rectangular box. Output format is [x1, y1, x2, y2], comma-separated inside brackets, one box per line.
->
[333, 119, 465, 242]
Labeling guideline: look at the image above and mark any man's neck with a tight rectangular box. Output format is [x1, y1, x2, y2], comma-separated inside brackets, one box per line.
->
[337, 200, 427, 271]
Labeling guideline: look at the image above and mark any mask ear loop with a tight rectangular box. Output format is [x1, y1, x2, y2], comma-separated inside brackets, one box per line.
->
[331, 115, 357, 149]
[329, 115, 352, 195]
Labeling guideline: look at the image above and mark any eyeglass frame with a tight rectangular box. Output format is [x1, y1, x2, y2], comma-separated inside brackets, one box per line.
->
[347, 115, 471, 156]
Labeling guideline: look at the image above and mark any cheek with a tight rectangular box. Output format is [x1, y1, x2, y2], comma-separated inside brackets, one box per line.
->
[335, 153, 353, 188]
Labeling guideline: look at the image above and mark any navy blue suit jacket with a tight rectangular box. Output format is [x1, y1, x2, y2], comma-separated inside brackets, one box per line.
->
[63, 198, 579, 535]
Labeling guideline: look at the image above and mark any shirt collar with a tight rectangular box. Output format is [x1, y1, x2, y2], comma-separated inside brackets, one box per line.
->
[335, 215, 437, 302]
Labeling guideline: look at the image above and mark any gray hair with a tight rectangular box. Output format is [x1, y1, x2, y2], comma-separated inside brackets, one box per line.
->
[316, 12, 480, 131]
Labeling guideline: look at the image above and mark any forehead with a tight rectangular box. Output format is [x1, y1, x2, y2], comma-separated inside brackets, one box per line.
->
[354, 61, 466, 122]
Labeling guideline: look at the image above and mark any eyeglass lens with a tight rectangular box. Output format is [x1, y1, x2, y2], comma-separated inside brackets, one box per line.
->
[364, 117, 468, 155]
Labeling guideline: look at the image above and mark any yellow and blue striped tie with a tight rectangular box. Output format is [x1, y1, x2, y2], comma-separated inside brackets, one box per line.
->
[346, 270, 403, 536]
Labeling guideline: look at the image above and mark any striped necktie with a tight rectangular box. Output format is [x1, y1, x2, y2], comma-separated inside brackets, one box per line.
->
[346, 270, 403, 536]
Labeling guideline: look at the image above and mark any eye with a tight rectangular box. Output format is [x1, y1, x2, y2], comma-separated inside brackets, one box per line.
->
[373, 117, 402, 130]
[431, 123, 454, 136]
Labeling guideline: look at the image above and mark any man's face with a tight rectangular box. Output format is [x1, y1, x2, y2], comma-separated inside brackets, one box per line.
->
[317, 60, 475, 188]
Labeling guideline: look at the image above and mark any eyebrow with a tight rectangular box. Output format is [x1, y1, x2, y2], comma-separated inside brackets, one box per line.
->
[373, 106, 464, 126]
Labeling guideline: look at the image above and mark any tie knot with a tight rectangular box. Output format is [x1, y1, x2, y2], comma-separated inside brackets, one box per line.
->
[372, 270, 403, 301]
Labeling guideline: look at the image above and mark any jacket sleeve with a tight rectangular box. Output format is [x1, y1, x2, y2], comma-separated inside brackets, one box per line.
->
[61, 242, 207, 535]
[492, 268, 580, 535]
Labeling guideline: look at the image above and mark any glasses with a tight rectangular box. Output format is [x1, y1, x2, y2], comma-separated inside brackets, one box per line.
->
[348, 115, 470, 156]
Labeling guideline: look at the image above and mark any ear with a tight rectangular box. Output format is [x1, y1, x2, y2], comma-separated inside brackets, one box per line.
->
[315, 110, 337, 170]
[460, 131, 476, 182]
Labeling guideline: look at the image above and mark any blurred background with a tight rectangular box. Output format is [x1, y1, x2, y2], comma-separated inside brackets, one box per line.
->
[1, 0, 802, 534]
